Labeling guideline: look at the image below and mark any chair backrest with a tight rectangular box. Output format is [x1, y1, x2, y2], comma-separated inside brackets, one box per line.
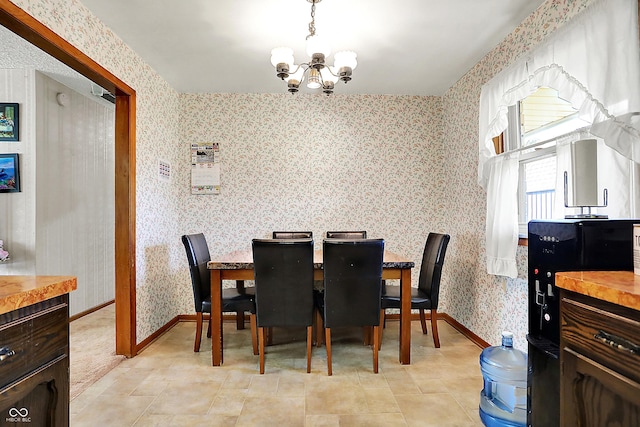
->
[181, 233, 211, 312]
[325, 231, 367, 239]
[272, 231, 313, 239]
[417, 233, 450, 309]
[252, 238, 315, 328]
[322, 238, 384, 328]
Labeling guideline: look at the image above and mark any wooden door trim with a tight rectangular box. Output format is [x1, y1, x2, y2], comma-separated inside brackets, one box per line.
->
[0, 0, 137, 357]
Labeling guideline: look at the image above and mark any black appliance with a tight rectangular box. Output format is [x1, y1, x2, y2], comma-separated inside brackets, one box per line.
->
[527, 219, 637, 427]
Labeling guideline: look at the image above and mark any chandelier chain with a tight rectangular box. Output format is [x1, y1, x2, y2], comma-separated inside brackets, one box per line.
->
[307, 0, 317, 39]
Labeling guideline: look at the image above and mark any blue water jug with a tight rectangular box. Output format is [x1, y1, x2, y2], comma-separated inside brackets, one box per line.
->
[479, 331, 527, 427]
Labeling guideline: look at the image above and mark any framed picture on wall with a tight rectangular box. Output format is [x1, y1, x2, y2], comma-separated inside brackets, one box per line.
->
[0, 103, 19, 141]
[0, 153, 20, 193]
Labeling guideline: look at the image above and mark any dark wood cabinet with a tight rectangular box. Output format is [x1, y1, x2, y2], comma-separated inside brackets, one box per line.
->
[0, 295, 69, 426]
[560, 290, 640, 427]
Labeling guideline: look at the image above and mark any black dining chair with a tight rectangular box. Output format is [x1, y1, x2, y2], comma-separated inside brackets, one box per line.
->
[317, 238, 385, 375]
[252, 238, 315, 374]
[316, 230, 368, 346]
[182, 233, 257, 354]
[326, 231, 367, 239]
[272, 231, 313, 239]
[381, 232, 450, 348]
[268, 231, 314, 344]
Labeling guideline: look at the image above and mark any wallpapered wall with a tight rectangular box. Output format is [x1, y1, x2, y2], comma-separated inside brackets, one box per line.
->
[441, 0, 596, 349]
[178, 92, 445, 302]
[8, 0, 599, 349]
[8, 0, 184, 340]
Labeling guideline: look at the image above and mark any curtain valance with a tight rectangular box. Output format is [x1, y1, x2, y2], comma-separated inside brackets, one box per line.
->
[479, 0, 640, 190]
[478, 0, 640, 277]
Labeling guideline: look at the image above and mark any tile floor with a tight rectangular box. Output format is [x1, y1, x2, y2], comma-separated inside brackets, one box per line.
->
[70, 317, 485, 426]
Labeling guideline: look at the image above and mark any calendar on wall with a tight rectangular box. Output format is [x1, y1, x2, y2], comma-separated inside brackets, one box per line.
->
[191, 142, 220, 194]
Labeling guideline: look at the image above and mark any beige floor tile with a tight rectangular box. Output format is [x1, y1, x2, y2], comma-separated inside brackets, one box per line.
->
[248, 374, 280, 395]
[71, 314, 486, 426]
[277, 375, 307, 397]
[144, 381, 219, 415]
[363, 387, 401, 413]
[132, 414, 174, 427]
[305, 414, 340, 427]
[337, 413, 408, 426]
[209, 389, 248, 416]
[236, 395, 306, 426]
[395, 393, 476, 426]
[305, 382, 369, 415]
[70, 395, 155, 427]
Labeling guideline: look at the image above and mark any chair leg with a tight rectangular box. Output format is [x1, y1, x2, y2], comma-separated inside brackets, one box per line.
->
[363, 326, 372, 345]
[325, 328, 332, 376]
[373, 325, 380, 374]
[419, 309, 428, 335]
[431, 309, 440, 348]
[267, 327, 273, 346]
[258, 327, 266, 374]
[194, 312, 203, 352]
[220, 310, 224, 364]
[206, 313, 212, 338]
[306, 325, 313, 373]
[314, 309, 324, 347]
[236, 311, 245, 330]
[378, 310, 384, 350]
[250, 313, 258, 355]
[381, 309, 386, 328]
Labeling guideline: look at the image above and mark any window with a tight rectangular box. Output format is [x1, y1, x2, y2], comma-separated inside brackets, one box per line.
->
[505, 87, 590, 235]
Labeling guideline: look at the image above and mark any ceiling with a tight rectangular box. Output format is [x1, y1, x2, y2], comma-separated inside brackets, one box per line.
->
[0, 25, 112, 104]
[78, 0, 546, 96]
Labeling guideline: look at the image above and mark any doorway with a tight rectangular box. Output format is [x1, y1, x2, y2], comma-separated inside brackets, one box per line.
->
[0, 1, 137, 357]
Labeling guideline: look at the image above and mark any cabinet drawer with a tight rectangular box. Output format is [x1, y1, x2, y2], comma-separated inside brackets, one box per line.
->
[0, 300, 68, 389]
[561, 293, 640, 383]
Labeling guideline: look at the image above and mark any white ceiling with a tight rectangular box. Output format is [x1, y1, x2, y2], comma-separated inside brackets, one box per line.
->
[78, 0, 546, 96]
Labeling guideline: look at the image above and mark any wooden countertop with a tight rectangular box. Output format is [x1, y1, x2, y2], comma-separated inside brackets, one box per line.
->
[556, 271, 640, 311]
[0, 275, 77, 315]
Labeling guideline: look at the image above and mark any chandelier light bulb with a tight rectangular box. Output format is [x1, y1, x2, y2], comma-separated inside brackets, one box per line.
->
[270, 47, 294, 68]
[334, 51, 357, 71]
[306, 69, 322, 89]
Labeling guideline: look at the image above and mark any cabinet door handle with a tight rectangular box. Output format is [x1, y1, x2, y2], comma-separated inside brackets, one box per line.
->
[0, 346, 16, 361]
[594, 330, 640, 355]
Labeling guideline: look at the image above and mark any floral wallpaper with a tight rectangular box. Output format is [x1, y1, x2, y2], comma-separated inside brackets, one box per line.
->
[8, 0, 184, 340]
[7, 0, 600, 351]
[441, 0, 596, 350]
[178, 92, 445, 300]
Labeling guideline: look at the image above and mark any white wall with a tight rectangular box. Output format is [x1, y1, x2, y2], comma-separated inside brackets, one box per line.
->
[34, 72, 115, 316]
[0, 68, 36, 275]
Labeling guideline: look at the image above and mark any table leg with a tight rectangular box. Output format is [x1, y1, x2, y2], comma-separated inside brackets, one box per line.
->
[210, 269, 223, 366]
[400, 268, 411, 364]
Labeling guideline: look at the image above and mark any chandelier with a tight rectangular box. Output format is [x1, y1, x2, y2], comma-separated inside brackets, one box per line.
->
[270, 0, 357, 95]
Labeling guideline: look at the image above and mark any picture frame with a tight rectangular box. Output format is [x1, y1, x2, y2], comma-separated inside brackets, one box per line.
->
[0, 153, 20, 193]
[0, 103, 19, 141]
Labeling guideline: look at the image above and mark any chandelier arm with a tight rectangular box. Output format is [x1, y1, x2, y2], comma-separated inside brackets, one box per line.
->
[323, 67, 340, 78]
[289, 63, 304, 75]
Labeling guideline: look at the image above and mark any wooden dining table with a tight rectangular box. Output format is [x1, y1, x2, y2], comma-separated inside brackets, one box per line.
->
[207, 249, 415, 366]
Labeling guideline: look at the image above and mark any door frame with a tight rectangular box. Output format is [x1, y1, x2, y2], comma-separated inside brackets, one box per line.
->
[0, 0, 137, 357]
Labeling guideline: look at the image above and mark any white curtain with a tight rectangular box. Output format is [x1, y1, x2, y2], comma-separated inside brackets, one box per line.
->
[485, 154, 520, 277]
[478, 0, 640, 277]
